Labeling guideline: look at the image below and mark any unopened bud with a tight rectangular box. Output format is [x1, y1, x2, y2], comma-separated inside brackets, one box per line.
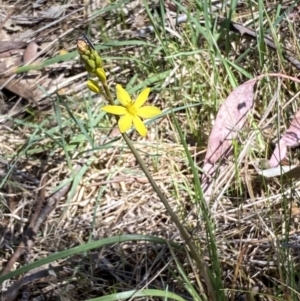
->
[87, 79, 101, 94]
[87, 59, 96, 70]
[81, 55, 89, 62]
[77, 39, 90, 55]
[95, 55, 103, 67]
[95, 68, 106, 83]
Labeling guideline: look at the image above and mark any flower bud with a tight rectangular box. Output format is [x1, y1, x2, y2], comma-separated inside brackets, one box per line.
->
[90, 52, 96, 60]
[87, 59, 96, 70]
[81, 55, 89, 62]
[87, 79, 101, 94]
[95, 55, 103, 68]
[84, 64, 94, 73]
[77, 39, 90, 55]
[95, 68, 106, 83]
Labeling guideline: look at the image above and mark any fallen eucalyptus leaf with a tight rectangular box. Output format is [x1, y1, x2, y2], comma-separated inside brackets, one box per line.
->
[23, 41, 38, 63]
[254, 160, 300, 178]
[202, 80, 256, 193]
[269, 109, 300, 167]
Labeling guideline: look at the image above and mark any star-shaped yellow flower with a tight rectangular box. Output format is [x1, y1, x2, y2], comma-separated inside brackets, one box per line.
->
[102, 84, 161, 137]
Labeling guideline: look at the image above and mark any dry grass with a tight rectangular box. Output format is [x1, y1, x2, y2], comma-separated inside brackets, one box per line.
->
[1, 0, 300, 300]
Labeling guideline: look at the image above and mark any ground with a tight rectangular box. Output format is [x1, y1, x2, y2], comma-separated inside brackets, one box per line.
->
[1, 0, 300, 300]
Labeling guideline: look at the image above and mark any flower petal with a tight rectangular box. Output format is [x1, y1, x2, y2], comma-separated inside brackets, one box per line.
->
[116, 84, 131, 106]
[134, 88, 150, 108]
[102, 105, 127, 115]
[136, 106, 161, 119]
[133, 115, 147, 137]
[118, 114, 133, 133]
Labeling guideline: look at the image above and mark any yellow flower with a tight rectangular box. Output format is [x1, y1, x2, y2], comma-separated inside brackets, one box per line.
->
[102, 84, 161, 137]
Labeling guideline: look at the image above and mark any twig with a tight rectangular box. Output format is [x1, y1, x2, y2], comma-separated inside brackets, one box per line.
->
[0, 164, 81, 276]
[0, 8, 17, 31]
[228, 20, 300, 70]
[0, 174, 48, 276]
[134, 4, 300, 71]
[0, 165, 82, 300]
[1, 265, 63, 301]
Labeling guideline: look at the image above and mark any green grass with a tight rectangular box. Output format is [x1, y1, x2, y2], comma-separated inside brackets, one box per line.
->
[1, 0, 300, 300]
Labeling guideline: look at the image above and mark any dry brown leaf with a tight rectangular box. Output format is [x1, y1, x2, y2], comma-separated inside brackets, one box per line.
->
[268, 109, 300, 167]
[201, 80, 256, 193]
[23, 41, 38, 63]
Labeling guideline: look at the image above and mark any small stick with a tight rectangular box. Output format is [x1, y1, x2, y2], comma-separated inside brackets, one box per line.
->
[0, 175, 48, 276]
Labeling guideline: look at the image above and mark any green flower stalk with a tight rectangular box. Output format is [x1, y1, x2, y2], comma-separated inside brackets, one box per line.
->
[77, 38, 106, 83]
[77, 37, 161, 136]
[76, 36, 214, 296]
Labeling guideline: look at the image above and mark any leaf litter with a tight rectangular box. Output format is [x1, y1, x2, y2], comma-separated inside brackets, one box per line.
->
[202, 73, 300, 197]
[201, 80, 256, 195]
[3, 1, 300, 300]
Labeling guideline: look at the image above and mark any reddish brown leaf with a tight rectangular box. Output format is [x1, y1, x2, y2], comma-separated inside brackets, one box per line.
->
[268, 109, 300, 167]
[201, 80, 256, 192]
[23, 41, 39, 63]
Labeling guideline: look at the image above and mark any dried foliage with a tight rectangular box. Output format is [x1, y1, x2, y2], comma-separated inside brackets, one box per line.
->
[1, 0, 300, 301]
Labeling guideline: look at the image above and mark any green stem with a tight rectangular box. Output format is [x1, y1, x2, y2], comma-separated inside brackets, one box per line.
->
[102, 81, 216, 300]
[122, 133, 216, 300]
[103, 83, 114, 106]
